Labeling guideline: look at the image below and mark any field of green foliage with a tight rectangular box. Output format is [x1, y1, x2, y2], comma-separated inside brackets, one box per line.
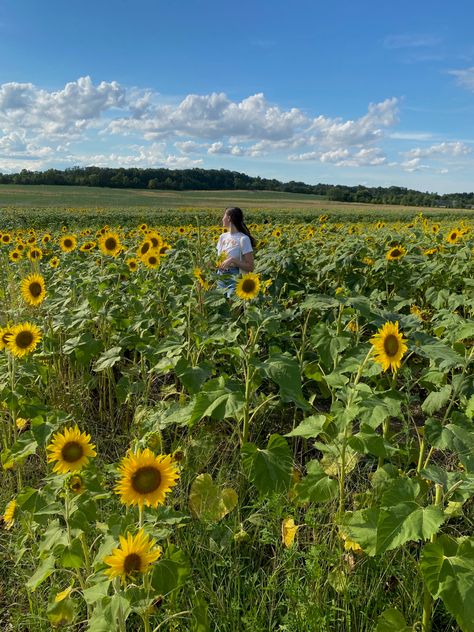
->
[0, 206, 473, 631]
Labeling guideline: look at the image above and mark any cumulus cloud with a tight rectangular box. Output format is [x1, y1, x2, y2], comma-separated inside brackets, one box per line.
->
[404, 141, 471, 159]
[1, 75, 469, 177]
[448, 66, 474, 91]
[0, 76, 125, 139]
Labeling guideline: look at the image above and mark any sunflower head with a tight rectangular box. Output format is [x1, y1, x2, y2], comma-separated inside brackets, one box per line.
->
[99, 232, 122, 257]
[386, 245, 407, 261]
[27, 246, 43, 261]
[2, 499, 17, 530]
[20, 273, 46, 307]
[59, 235, 77, 253]
[126, 257, 139, 272]
[235, 273, 261, 301]
[0, 326, 13, 351]
[46, 426, 96, 474]
[142, 252, 161, 269]
[7, 322, 42, 358]
[115, 448, 179, 508]
[369, 321, 408, 373]
[103, 528, 162, 581]
[446, 229, 460, 244]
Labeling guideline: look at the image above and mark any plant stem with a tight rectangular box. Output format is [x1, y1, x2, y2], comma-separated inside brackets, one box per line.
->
[421, 483, 443, 632]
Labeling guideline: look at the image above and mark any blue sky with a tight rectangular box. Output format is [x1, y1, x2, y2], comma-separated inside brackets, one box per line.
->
[0, 0, 473, 193]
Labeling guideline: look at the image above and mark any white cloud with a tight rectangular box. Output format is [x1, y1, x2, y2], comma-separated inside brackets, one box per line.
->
[448, 66, 474, 91]
[0, 76, 125, 142]
[404, 141, 471, 159]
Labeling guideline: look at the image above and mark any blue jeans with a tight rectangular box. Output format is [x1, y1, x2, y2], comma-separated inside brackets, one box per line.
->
[217, 267, 240, 297]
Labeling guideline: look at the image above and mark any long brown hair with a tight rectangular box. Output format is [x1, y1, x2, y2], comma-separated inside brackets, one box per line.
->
[225, 207, 256, 248]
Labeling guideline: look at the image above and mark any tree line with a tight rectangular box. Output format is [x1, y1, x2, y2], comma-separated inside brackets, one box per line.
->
[1, 166, 473, 208]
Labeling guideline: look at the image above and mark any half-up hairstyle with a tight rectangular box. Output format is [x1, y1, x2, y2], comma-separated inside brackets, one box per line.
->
[225, 207, 256, 248]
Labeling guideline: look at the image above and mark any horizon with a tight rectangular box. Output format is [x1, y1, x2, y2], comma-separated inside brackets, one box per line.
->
[0, 1, 473, 194]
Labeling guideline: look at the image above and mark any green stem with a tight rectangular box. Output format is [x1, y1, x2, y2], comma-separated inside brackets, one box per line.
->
[114, 577, 127, 632]
[421, 484, 443, 632]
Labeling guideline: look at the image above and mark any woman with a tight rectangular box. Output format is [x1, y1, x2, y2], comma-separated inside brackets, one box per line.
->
[217, 207, 255, 295]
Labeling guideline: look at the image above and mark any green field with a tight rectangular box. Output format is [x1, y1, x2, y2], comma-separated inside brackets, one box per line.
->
[1, 184, 473, 219]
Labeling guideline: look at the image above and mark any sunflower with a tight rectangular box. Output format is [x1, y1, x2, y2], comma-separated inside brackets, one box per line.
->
[0, 326, 13, 350]
[68, 474, 86, 494]
[50, 256, 60, 268]
[193, 267, 209, 290]
[41, 233, 52, 245]
[1, 233, 12, 245]
[386, 245, 407, 261]
[16, 417, 29, 432]
[147, 231, 163, 250]
[80, 241, 97, 252]
[446, 229, 460, 244]
[20, 273, 46, 307]
[158, 242, 171, 256]
[103, 528, 161, 581]
[59, 235, 77, 253]
[2, 499, 17, 530]
[142, 252, 161, 269]
[362, 257, 374, 266]
[423, 247, 437, 256]
[272, 228, 282, 238]
[126, 257, 139, 272]
[137, 239, 153, 258]
[235, 273, 261, 300]
[27, 246, 43, 261]
[9, 249, 22, 262]
[98, 231, 122, 257]
[370, 321, 408, 373]
[115, 448, 179, 508]
[7, 322, 42, 357]
[46, 426, 96, 474]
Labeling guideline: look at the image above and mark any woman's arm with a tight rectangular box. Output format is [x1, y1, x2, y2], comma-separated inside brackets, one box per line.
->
[218, 251, 254, 272]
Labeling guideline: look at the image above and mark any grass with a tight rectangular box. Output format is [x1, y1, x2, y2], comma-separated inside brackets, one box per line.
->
[1, 184, 474, 217]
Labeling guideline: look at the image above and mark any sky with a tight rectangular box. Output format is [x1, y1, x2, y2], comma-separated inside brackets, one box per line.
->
[0, 0, 473, 194]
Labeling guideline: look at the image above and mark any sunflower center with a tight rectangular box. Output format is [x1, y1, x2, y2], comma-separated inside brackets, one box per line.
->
[31, 250, 40, 259]
[16, 330, 34, 349]
[391, 249, 401, 257]
[29, 282, 42, 297]
[383, 334, 400, 357]
[242, 279, 256, 293]
[148, 256, 158, 265]
[61, 441, 84, 463]
[105, 237, 117, 250]
[124, 553, 142, 574]
[131, 466, 161, 495]
[140, 243, 150, 255]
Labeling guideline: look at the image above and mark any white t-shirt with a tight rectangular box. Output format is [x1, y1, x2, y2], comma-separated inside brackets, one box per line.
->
[217, 231, 253, 261]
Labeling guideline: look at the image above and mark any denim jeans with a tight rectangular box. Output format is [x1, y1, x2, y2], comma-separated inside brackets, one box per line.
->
[217, 267, 240, 297]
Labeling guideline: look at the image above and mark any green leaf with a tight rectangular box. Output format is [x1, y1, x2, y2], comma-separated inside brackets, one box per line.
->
[262, 354, 311, 410]
[421, 535, 474, 632]
[189, 473, 237, 523]
[284, 415, 327, 438]
[60, 538, 85, 568]
[421, 385, 452, 415]
[293, 460, 338, 504]
[191, 594, 210, 632]
[26, 555, 55, 591]
[151, 545, 191, 596]
[375, 608, 412, 632]
[93, 346, 122, 372]
[83, 580, 111, 605]
[190, 378, 245, 424]
[175, 357, 212, 395]
[241, 434, 292, 495]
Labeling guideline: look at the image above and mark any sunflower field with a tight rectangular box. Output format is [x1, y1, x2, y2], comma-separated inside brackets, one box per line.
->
[0, 212, 473, 632]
